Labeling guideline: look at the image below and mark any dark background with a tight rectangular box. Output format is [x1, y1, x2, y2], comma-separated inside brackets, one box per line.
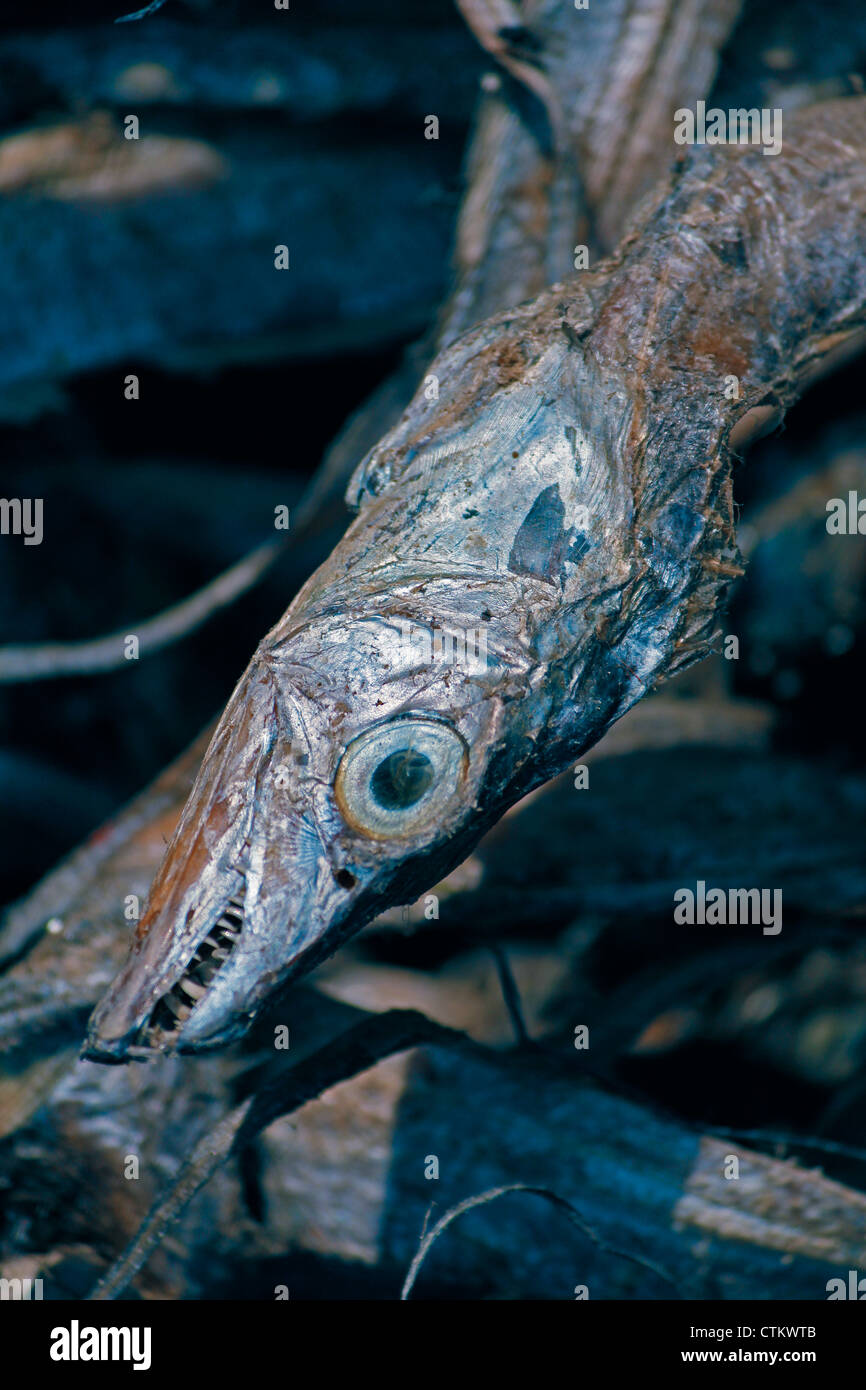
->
[2, 0, 866, 1214]
[0, 0, 480, 897]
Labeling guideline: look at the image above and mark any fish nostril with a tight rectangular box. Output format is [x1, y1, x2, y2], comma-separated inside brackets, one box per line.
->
[335, 868, 356, 889]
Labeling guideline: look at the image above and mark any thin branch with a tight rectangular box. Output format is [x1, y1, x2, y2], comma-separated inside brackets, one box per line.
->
[89, 1097, 254, 1300]
[0, 538, 284, 684]
[89, 1008, 459, 1300]
[490, 942, 532, 1046]
[419, 1202, 436, 1244]
[116, 0, 170, 21]
[711, 1126, 866, 1171]
[400, 1183, 681, 1299]
[69, 1004, 866, 1302]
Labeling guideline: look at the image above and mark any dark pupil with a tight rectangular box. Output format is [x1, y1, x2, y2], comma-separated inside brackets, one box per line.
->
[370, 748, 434, 811]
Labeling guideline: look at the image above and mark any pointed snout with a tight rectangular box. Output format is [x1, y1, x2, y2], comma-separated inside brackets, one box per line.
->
[82, 814, 249, 1059]
[83, 781, 353, 1061]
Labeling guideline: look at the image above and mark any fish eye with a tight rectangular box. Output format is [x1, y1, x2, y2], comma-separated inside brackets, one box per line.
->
[370, 748, 434, 809]
[334, 717, 468, 840]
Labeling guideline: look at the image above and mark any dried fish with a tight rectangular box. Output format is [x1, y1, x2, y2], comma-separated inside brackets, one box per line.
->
[85, 97, 866, 1059]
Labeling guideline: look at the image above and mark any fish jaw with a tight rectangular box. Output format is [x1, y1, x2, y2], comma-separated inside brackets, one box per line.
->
[82, 821, 358, 1060]
[82, 777, 352, 1057]
[82, 656, 350, 1059]
[81, 659, 278, 1059]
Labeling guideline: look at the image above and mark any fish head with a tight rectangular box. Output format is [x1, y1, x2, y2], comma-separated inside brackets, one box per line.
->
[83, 568, 537, 1061]
[84, 309, 734, 1062]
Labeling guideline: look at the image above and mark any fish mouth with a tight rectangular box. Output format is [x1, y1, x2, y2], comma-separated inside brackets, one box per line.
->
[83, 875, 254, 1062]
[141, 881, 248, 1049]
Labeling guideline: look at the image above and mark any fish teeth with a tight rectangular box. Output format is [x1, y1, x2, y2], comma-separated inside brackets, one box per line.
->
[143, 881, 246, 1041]
[162, 994, 192, 1021]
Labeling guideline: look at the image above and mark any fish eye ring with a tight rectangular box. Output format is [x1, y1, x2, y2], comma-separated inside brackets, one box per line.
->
[334, 716, 468, 840]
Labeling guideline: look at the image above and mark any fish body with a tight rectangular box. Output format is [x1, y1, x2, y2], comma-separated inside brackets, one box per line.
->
[85, 97, 866, 1059]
